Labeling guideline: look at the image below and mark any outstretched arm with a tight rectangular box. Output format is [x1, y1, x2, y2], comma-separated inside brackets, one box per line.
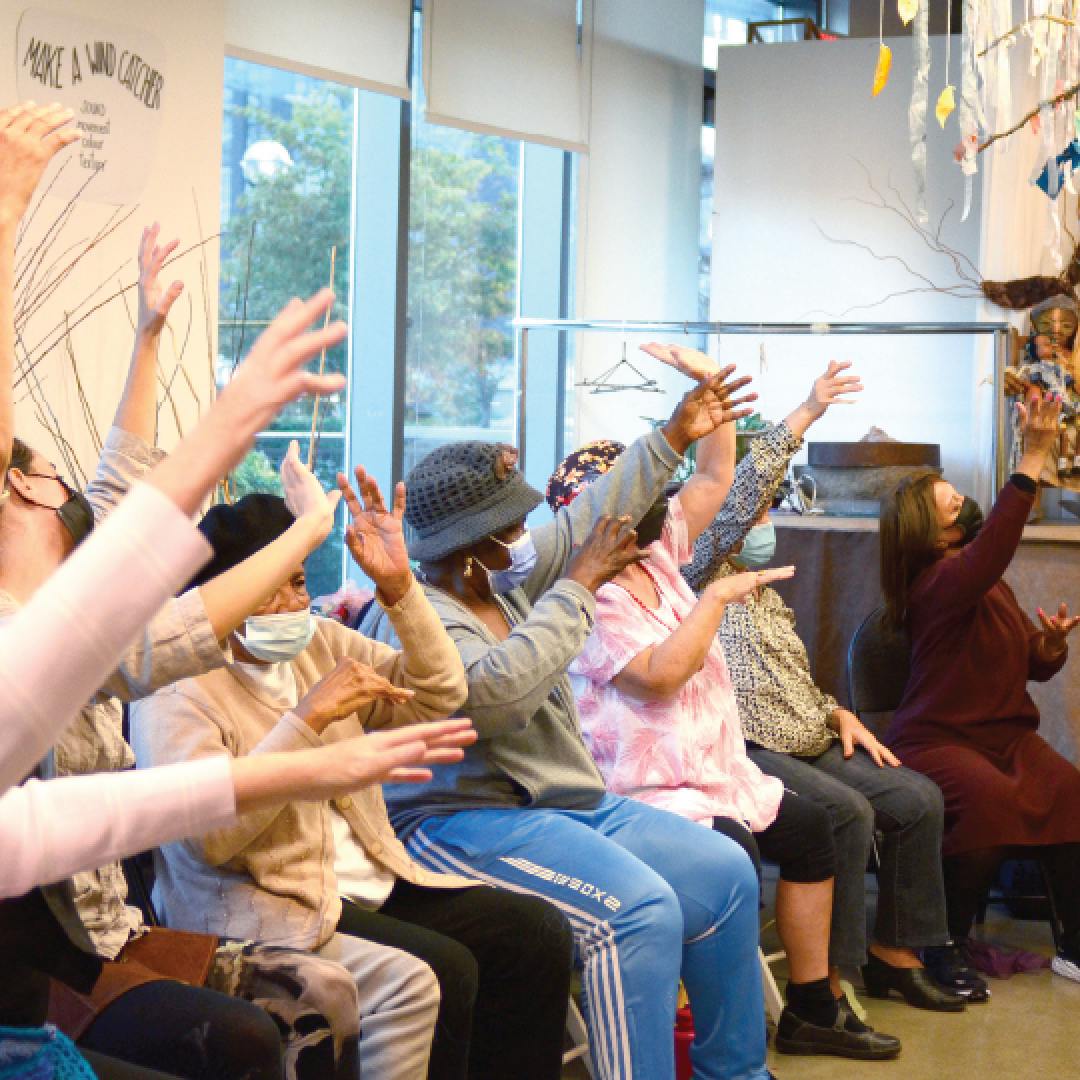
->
[0, 103, 79, 484]
[112, 223, 184, 443]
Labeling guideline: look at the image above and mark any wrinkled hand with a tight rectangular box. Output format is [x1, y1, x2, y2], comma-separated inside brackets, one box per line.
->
[294, 657, 416, 734]
[704, 565, 795, 607]
[281, 439, 341, 541]
[0, 102, 79, 226]
[215, 289, 346, 448]
[662, 370, 758, 455]
[1016, 388, 1063, 460]
[829, 708, 900, 767]
[565, 515, 648, 593]
[137, 223, 184, 337]
[803, 360, 863, 419]
[1037, 601, 1080, 659]
[641, 343, 721, 383]
[337, 466, 413, 607]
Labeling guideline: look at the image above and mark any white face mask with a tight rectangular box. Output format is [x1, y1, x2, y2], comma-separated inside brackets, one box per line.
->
[237, 610, 316, 663]
[487, 529, 538, 593]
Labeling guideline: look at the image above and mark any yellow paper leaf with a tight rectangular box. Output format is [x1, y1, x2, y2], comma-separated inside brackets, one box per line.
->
[936, 84, 956, 127]
[872, 43, 892, 97]
[898, 0, 919, 25]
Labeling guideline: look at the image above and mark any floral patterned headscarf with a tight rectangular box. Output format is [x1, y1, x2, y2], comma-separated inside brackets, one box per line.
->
[545, 440, 626, 512]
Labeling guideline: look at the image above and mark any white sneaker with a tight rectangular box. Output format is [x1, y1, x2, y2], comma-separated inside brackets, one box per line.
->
[1051, 954, 1080, 983]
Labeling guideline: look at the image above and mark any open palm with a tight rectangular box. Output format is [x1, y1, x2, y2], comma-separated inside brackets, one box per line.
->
[337, 466, 413, 604]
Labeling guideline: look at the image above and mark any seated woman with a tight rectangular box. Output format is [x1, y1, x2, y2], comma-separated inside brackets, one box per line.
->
[364, 372, 776, 1080]
[681, 348, 973, 1008]
[131, 472, 575, 1080]
[558, 349, 899, 1061]
[881, 390, 1080, 986]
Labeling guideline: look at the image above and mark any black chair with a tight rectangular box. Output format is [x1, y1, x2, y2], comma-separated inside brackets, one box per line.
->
[846, 605, 911, 739]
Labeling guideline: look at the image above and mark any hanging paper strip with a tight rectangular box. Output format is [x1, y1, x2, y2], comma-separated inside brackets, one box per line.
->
[937, 0, 956, 127]
[958, 0, 978, 220]
[874, 43, 893, 96]
[909, 0, 931, 224]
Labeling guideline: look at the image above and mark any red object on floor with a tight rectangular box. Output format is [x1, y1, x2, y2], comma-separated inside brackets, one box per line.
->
[674, 1006, 694, 1080]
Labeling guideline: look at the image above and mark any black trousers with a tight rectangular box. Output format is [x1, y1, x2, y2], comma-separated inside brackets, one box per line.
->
[714, 789, 837, 884]
[80, 1050, 184, 1080]
[336, 881, 575, 1080]
[79, 981, 283, 1080]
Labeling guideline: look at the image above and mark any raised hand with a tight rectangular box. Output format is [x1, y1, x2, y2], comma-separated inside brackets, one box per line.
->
[641, 343, 722, 383]
[281, 439, 341, 539]
[136, 223, 183, 337]
[704, 565, 795, 607]
[1037, 601, 1080, 659]
[804, 360, 863, 417]
[565, 515, 648, 593]
[337, 465, 413, 607]
[0, 102, 79, 227]
[293, 656, 416, 734]
[1016, 389, 1063, 481]
[662, 371, 758, 455]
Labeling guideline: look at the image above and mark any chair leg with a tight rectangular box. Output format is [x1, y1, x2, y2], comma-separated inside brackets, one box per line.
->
[761, 947, 785, 1025]
[564, 995, 594, 1077]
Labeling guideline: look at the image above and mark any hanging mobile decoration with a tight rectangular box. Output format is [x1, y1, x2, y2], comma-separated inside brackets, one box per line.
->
[957, 0, 978, 220]
[873, 0, 892, 96]
[909, 0, 931, 224]
[576, 341, 663, 394]
[898, 0, 919, 25]
[759, 342, 768, 372]
[937, 0, 957, 127]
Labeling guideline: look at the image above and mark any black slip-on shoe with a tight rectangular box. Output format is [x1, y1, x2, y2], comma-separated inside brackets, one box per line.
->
[774, 1006, 902, 1060]
[861, 951, 967, 1012]
[921, 944, 990, 1003]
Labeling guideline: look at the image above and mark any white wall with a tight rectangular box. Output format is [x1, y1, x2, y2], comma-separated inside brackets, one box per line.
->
[1, 0, 224, 480]
[711, 36, 986, 498]
[573, 0, 706, 449]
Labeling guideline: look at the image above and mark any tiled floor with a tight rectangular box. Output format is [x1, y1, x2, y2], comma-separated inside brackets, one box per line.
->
[562, 882, 1080, 1079]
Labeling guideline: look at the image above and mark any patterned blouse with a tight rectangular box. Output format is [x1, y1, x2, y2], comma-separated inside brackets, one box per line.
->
[681, 421, 838, 756]
[569, 496, 784, 831]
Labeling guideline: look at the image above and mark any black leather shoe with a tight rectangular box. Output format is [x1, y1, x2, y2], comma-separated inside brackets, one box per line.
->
[861, 951, 967, 1012]
[774, 1005, 902, 1060]
[921, 944, 990, 1003]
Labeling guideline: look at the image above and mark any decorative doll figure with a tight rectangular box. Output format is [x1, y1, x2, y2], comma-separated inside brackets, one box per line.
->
[1007, 295, 1080, 512]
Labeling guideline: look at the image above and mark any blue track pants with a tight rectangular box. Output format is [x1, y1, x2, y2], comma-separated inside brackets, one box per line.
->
[405, 794, 768, 1080]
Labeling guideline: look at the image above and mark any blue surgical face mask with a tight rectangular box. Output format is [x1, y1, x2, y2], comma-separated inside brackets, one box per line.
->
[732, 522, 776, 570]
[237, 609, 317, 663]
[487, 528, 538, 593]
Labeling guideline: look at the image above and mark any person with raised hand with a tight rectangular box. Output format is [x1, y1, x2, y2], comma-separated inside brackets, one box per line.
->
[882, 391, 1080, 991]
[0, 101, 80, 484]
[132, 457, 576, 1080]
[361, 366, 785, 1080]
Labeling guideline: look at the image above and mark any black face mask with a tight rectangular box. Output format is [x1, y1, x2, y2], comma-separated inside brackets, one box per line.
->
[634, 496, 669, 549]
[952, 496, 984, 548]
[56, 491, 95, 547]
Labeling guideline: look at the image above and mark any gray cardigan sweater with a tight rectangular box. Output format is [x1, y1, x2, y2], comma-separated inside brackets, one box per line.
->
[364, 428, 682, 835]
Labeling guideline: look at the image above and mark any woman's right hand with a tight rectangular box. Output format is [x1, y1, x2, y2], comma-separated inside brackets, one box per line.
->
[1016, 389, 1063, 479]
[293, 657, 415, 734]
[281, 439, 341, 542]
[704, 565, 795, 607]
[565, 515, 647, 593]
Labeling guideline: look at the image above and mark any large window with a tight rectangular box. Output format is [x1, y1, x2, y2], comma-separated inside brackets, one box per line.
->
[221, 34, 577, 596]
[220, 59, 353, 601]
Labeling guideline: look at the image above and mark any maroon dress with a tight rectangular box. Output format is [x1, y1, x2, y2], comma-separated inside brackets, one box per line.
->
[886, 479, 1080, 856]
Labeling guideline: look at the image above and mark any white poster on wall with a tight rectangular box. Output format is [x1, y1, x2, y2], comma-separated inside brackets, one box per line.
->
[15, 8, 166, 205]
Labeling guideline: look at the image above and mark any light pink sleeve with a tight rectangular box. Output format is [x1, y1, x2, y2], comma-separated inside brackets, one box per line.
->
[571, 585, 664, 684]
[0, 482, 212, 794]
[0, 755, 236, 897]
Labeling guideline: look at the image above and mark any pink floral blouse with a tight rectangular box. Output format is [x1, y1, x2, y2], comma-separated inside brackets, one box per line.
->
[570, 496, 784, 831]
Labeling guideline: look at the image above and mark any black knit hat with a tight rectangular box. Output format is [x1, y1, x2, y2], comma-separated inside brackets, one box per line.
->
[404, 441, 543, 562]
[185, 494, 295, 590]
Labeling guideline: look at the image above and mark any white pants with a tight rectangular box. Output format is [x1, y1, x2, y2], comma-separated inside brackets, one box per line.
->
[314, 931, 440, 1080]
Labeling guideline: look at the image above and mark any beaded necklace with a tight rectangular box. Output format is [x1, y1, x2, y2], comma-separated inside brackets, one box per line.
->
[611, 563, 682, 625]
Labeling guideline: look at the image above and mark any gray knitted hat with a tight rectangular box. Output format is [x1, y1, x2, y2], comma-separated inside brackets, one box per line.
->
[404, 440, 543, 561]
[1031, 294, 1080, 319]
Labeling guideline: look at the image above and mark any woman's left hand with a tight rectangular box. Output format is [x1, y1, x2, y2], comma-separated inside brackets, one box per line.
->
[281, 439, 340, 539]
[1037, 602, 1080, 657]
[641, 343, 721, 383]
[136, 222, 183, 337]
[337, 466, 413, 607]
[829, 708, 901, 768]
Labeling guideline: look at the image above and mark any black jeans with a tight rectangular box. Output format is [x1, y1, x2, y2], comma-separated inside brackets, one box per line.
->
[336, 881, 574, 1080]
[80, 981, 283, 1080]
[80, 1050, 184, 1080]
